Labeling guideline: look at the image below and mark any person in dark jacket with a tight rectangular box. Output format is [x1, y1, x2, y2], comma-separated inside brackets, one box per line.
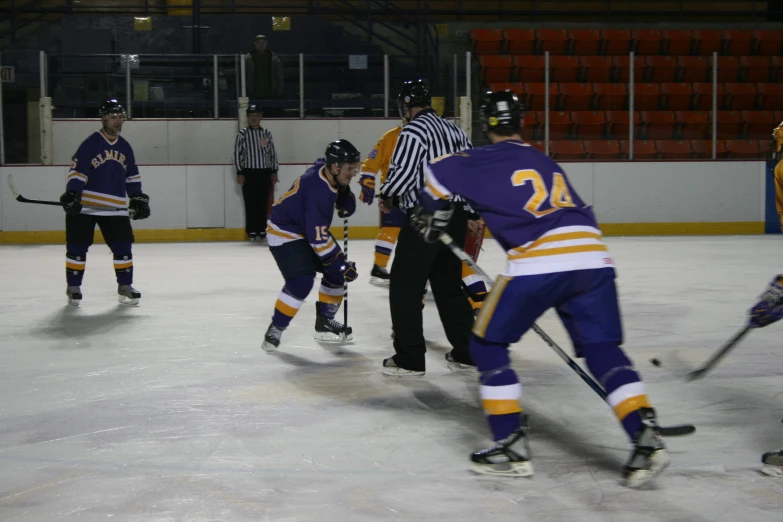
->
[244, 35, 284, 100]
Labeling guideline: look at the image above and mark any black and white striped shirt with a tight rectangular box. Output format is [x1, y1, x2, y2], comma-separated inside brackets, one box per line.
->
[233, 126, 279, 172]
[380, 109, 472, 210]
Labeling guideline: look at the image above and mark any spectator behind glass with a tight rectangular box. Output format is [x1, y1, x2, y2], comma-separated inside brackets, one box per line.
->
[245, 35, 284, 102]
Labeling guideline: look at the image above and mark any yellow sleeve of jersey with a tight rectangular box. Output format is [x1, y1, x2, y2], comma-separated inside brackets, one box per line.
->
[360, 126, 402, 184]
[775, 159, 783, 232]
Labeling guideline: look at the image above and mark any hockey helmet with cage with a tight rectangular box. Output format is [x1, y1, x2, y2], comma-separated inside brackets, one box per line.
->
[480, 90, 525, 134]
[246, 104, 264, 116]
[324, 139, 361, 169]
[397, 79, 431, 121]
[99, 99, 126, 118]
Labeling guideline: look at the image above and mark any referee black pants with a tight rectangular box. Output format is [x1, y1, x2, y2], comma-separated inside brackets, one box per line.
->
[241, 168, 273, 236]
[389, 205, 475, 372]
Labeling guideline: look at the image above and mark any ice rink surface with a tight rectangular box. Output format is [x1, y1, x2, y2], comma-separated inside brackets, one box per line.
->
[0, 236, 782, 522]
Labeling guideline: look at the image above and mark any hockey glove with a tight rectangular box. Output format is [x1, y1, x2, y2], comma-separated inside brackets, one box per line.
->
[358, 174, 376, 205]
[343, 260, 358, 282]
[336, 187, 356, 218]
[411, 203, 454, 243]
[323, 251, 358, 284]
[60, 191, 83, 215]
[129, 192, 151, 220]
[750, 275, 783, 328]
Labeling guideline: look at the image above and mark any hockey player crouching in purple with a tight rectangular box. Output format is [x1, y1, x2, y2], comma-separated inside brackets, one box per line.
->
[61, 99, 151, 306]
[413, 90, 669, 488]
[262, 140, 359, 351]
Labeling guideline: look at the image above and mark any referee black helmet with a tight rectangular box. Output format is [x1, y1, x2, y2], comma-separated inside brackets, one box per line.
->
[246, 104, 263, 116]
[325, 139, 361, 169]
[480, 90, 525, 136]
[397, 79, 431, 121]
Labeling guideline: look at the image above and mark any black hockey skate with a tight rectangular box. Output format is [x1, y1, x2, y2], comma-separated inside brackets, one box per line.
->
[445, 351, 476, 371]
[118, 285, 141, 305]
[369, 264, 390, 286]
[66, 286, 82, 307]
[761, 449, 783, 477]
[471, 414, 533, 477]
[623, 408, 670, 488]
[314, 312, 353, 342]
[262, 323, 283, 352]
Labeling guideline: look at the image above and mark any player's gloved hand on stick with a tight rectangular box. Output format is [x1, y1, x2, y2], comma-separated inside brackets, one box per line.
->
[60, 191, 83, 215]
[129, 192, 151, 220]
[411, 203, 454, 243]
[342, 260, 358, 282]
[323, 252, 358, 284]
[750, 275, 783, 327]
[358, 174, 376, 205]
[336, 187, 356, 218]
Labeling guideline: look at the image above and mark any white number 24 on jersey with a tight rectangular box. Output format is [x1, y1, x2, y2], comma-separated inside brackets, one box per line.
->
[511, 169, 576, 218]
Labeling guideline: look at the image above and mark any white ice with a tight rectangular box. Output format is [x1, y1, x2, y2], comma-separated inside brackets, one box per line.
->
[1, 237, 782, 522]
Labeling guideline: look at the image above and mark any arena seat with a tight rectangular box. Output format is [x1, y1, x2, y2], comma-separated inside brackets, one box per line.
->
[677, 56, 711, 82]
[471, 29, 503, 55]
[620, 140, 657, 159]
[675, 111, 710, 139]
[661, 82, 694, 110]
[640, 111, 677, 140]
[549, 140, 587, 160]
[691, 140, 729, 159]
[502, 28, 536, 55]
[585, 140, 624, 159]
[512, 55, 546, 82]
[606, 110, 641, 139]
[579, 56, 613, 83]
[479, 55, 513, 83]
[568, 29, 601, 55]
[571, 111, 607, 139]
[656, 140, 693, 159]
[594, 83, 628, 110]
[558, 83, 594, 111]
[722, 30, 754, 56]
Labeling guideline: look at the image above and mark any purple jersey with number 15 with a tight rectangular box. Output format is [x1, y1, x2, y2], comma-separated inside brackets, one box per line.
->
[422, 140, 614, 277]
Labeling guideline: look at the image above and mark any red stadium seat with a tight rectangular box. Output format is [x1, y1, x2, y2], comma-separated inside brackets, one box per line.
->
[660, 82, 694, 111]
[579, 56, 613, 83]
[612, 55, 645, 83]
[522, 82, 557, 110]
[772, 57, 783, 82]
[645, 56, 677, 82]
[521, 110, 539, 140]
[722, 30, 754, 56]
[757, 83, 783, 111]
[540, 111, 572, 140]
[503, 28, 536, 55]
[536, 29, 569, 55]
[479, 55, 513, 83]
[742, 110, 776, 139]
[572, 111, 607, 139]
[725, 83, 758, 111]
[691, 140, 729, 159]
[558, 83, 594, 111]
[656, 140, 693, 159]
[693, 29, 722, 55]
[488, 82, 524, 97]
[528, 141, 547, 153]
[677, 56, 711, 83]
[725, 139, 763, 159]
[606, 111, 641, 139]
[512, 55, 546, 83]
[585, 140, 625, 160]
[640, 111, 677, 140]
[675, 111, 710, 139]
[716, 56, 741, 83]
[471, 29, 503, 55]
[594, 83, 628, 111]
[568, 29, 601, 55]
[632, 29, 663, 55]
[740, 56, 773, 83]
[692, 83, 726, 110]
[601, 29, 632, 55]
[620, 140, 657, 159]
[634, 83, 662, 111]
[549, 55, 581, 83]
[753, 29, 783, 56]
[662, 29, 693, 55]
[710, 111, 743, 139]
[549, 140, 587, 160]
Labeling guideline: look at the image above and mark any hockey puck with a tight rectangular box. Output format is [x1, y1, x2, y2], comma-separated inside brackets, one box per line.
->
[650, 358, 661, 367]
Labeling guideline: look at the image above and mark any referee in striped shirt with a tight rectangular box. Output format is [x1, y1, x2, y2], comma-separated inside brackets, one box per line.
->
[378, 79, 476, 376]
[234, 104, 279, 242]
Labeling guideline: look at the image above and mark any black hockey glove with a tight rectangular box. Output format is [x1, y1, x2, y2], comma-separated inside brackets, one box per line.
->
[60, 191, 83, 215]
[129, 192, 151, 220]
[411, 203, 454, 243]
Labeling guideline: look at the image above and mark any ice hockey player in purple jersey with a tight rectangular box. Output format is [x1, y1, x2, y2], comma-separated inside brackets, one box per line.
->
[61, 99, 150, 306]
[262, 140, 360, 351]
[414, 90, 669, 488]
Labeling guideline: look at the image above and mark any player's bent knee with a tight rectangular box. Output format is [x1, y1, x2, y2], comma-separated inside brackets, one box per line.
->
[284, 274, 315, 300]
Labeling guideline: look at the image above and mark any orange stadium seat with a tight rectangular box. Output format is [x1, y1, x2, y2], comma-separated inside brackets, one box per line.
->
[620, 140, 657, 159]
[521, 110, 539, 140]
[550, 140, 587, 160]
[722, 30, 754, 56]
[606, 110, 641, 139]
[528, 140, 547, 153]
[711, 110, 743, 139]
[716, 56, 741, 82]
[742, 110, 776, 138]
[522, 82, 557, 110]
[656, 140, 693, 159]
[612, 55, 644, 83]
[753, 29, 783, 56]
[677, 56, 711, 82]
[549, 56, 580, 82]
[772, 57, 783, 82]
[641, 111, 677, 140]
[645, 56, 677, 82]
[725, 139, 763, 158]
[512, 55, 546, 82]
[568, 29, 601, 55]
[585, 140, 624, 159]
[503, 28, 536, 55]
[572, 111, 607, 139]
[675, 111, 710, 139]
[601, 29, 632, 55]
[471, 29, 503, 55]
[757, 83, 783, 110]
[536, 29, 569, 55]
[760, 139, 771, 153]
[579, 56, 613, 82]
[725, 83, 758, 110]
[634, 83, 662, 110]
[480, 55, 513, 83]
[488, 82, 524, 97]
[661, 82, 694, 110]
[558, 83, 594, 111]
[662, 29, 693, 55]
[692, 83, 726, 110]
[691, 140, 729, 159]
[541, 111, 573, 140]
[740, 56, 773, 83]
[632, 29, 663, 55]
[693, 29, 723, 55]
[594, 83, 628, 110]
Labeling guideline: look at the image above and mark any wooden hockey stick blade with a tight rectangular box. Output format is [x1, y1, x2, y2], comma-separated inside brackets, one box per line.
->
[7, 173, 134, 213]
[659, 424, 696, 436]
[686, 325, 752, 382]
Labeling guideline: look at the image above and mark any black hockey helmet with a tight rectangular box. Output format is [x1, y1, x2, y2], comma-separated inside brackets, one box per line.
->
[324, 139, 361, 168]
[246, 104, 263, 116]
[99, 99, 126, 118]
[480, 90, 525, 134]
[397, 79, 431, 121]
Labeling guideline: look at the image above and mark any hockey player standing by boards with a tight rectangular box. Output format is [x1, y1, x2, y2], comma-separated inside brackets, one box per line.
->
[262, 140, 359, 351]
[748, 122, 783, 476]
[414, 90, 669, 488]
[61, 99, 151, 307]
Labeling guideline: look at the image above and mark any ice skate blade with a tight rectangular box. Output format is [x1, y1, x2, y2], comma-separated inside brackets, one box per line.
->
[446, 361, 476, 372]
[67, 298, 80, 307]
[760, 464, 783, 477]
[370, 277, 390, 287]
[261, 341, 280, 352]
[625, 449, 670, 488]
[314, 331, 353, 342]
[471, 461, 533, 477]
[382, 367, 425, 377]
[118, 295, 139, 305]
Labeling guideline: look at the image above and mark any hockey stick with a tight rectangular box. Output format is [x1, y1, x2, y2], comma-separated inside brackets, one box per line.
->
[343, 215, 349, 329]
[686, 325, 752, 381]
[438, 231, 696, 437]
[7, 173, 133, 214]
